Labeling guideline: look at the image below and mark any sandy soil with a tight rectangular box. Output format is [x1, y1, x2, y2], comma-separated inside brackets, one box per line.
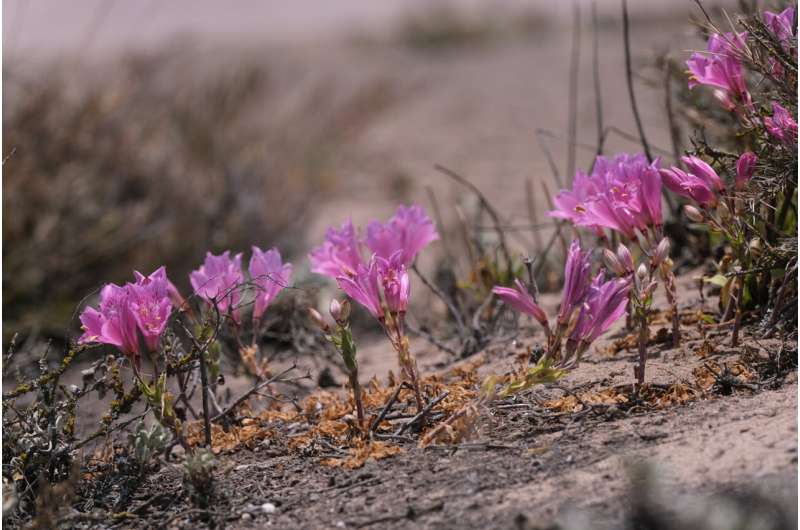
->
[100, 271, 798, 530]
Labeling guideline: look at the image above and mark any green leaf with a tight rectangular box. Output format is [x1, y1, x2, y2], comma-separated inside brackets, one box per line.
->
[704, 274, 729, 288]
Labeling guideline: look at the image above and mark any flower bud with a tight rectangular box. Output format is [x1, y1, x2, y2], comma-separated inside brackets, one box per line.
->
[735, 151, 757, 190]
[332, 298, 351, 322]
[636, 263, 649, 282]
[684, 205, 704, 223]
[634, 228, 650, 252]
[329, 298, 341, 317]
[653, 238, 671, 266]
[308, 307, 330, 332]
[603, 248, 626, 276]
[617, 244, 634, 273]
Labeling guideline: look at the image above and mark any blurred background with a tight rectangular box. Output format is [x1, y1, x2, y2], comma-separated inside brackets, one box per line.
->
[2, 0, 737, 343]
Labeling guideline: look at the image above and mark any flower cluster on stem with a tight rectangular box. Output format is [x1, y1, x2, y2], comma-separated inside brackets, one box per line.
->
[309, 204, 438, 412]
[550, 152, 681, 347]
[492, 240, 631, 395]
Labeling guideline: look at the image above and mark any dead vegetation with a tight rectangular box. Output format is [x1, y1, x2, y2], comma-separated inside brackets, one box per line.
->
[3, 47, 397, 340]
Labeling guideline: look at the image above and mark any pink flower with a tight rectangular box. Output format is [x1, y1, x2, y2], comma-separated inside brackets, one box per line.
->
[550, 153, 662, 238]
[79, 284, 140, 362]
[550, 170, 601, 225]
[376, 252, 410, 315]
[309, 220, 364, 279]
[492, 279, 548, 328]
[735, 152, 758, 189]
[659, 167, 718, 208]
[764, 102, 798, 145]
[764, 7, 796, 49]
[660, 156, 723, 208]
[336, 252, 411, 321]
[365, 204, 439, 266]
[190, 251, 244, 323]
[249, 246, 292, 321]
[686, 32, 752, 110]
[336, 257, 384, 320]
[682, 156, 724, 191]
[570, 274, 631, 344]
[79, 267, 175, 367]
[129, 267, 174, 353]
[558, 240, 592, 325]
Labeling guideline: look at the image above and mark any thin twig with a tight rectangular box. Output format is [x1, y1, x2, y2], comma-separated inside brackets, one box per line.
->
[405, 322, 459, 357]
[566, 0, 582, 183]
[661, 60, 680, 213]
[425, 185, 458, 274]
[591, 0, 605, 158]
[411, 263, 467, 339]
[197, 327, 213, 448]
[369, 382, 411, 433]
[622, 0, 653, 163]
[535, 129, 563, 188]
[395, 392, 449, 436]
[211, 363, 304, 422]
[435, 164, 514, 278]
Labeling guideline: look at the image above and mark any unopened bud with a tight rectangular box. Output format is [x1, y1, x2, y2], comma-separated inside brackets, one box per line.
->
[617, 244, 634, 273]
[308, 308, 330, 332]
[603, 248, 626, 276]
[684, 205, 704, 223]
[329, 298, 351, 323]
[636, 263, 649, 282]
[653, 238, 671, 265]
[634, 228, 651, 252]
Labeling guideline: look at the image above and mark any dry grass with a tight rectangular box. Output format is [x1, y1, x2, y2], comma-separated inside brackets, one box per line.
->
[3, 47, 397, 339]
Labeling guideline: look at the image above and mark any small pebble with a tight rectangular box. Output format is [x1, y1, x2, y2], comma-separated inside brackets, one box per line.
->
[261, 502, 277, 514]
[241, 513, 252, 521]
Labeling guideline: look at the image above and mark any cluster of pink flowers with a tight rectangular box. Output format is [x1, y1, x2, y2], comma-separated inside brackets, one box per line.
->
[309, 204, 438, 323]
[686, 31, 752, 111]
[659, 152, 758, 211]
[685, 9, 797, 143]
[493, 240, 631, 367]
[190, 247, 292, 325]
[549, 153, 662, 239]
[79, 247, 292, 364]
[79, 267, 176, 369]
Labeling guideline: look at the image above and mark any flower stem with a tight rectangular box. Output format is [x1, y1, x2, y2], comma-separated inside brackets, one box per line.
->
[659, 261, 681, 347]
[348, 368, 365, 429]
[396, 336, 424, 414]
[197, 343, 213, 449]
[636, 310, 648, 389]
[731, 275, 744, 347]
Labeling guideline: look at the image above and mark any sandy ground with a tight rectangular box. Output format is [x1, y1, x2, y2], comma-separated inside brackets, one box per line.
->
[112, 270, 798, 529]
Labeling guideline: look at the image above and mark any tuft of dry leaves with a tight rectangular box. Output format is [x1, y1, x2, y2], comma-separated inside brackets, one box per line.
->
[184, 356, 487, 467]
